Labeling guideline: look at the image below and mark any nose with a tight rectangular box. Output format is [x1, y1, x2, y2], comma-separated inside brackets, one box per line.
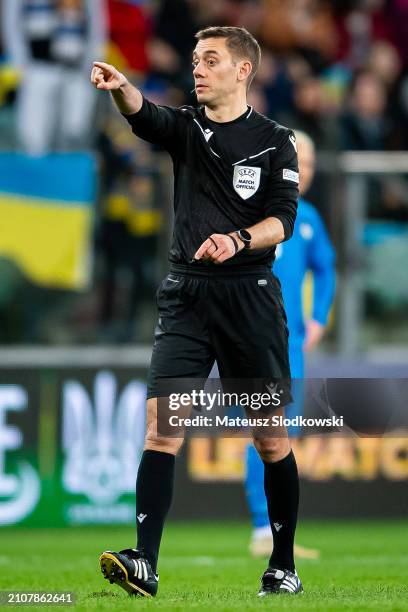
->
[193, 60, 206, 79]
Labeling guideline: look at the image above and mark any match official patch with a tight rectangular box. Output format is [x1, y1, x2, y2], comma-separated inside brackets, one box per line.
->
[233, 165, 261, 200]
[282, 169, 299, 184]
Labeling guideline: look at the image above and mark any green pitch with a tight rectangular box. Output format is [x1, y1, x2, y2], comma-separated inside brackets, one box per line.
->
[1, 520, 407, 611]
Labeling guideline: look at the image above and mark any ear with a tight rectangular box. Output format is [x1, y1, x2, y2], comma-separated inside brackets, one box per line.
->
[237, 60, 252, 84]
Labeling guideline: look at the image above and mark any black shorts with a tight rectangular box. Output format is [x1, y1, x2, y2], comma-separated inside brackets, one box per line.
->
[147, 263, 290, 399]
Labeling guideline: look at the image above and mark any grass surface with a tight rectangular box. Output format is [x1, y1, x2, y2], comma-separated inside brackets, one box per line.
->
[0, 521, 407, 611]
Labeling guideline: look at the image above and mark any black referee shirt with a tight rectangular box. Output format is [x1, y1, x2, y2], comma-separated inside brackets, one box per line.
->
[124, 98, 299, 268]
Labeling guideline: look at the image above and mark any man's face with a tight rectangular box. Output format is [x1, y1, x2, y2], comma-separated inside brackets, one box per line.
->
[192, 38, 247, 106]
[297, 140, 315, 196]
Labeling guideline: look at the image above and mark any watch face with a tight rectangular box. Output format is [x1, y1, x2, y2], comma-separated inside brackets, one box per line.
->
[239, 229, 251, 242]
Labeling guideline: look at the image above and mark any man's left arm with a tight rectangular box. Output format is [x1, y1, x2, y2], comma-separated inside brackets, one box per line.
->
[194, 217, 286, 263]
[243, 217, 287, 247]
[232, 130, 299, 250]
[304, 208, 336, 351]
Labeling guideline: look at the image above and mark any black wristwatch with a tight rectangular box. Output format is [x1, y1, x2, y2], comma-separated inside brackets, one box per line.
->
[237, 229, 252, 249]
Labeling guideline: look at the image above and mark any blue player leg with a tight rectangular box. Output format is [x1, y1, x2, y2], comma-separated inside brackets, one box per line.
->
[285, 342, 305, 437]
[245, 443, 269, 529]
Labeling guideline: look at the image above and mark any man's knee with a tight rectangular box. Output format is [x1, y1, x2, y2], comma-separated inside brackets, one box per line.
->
[253, 436, 291, 463]
[144, 397, 186, 455]
[144, 431, 184, 455]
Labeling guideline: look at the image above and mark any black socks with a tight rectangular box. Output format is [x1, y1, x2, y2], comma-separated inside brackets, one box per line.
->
[136, 450, 175, 573]
[263, 450, 299, 572]
[135, 448, 298, 574]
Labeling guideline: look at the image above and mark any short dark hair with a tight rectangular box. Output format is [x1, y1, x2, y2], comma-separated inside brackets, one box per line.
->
[194, 26, 261, 89]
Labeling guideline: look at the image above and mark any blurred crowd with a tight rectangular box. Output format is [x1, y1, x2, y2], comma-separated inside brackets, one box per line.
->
[0, 0, 407, 344]
[2, 0, 408, 152]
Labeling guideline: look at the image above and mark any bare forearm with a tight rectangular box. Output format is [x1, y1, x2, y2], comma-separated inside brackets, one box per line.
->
[111, 80, 143, 115]
[196, 217, 286, 264]
[232, 217, 285, 250]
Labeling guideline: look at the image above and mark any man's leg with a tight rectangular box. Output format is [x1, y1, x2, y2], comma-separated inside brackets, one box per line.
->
[100, 397, 184, 597]
[136, 398, 184, 573]
[252, 411, 298, 573]
[252, 414, 303, 594]
[245, 340, 319, 560]
[99, 269, 213, 595]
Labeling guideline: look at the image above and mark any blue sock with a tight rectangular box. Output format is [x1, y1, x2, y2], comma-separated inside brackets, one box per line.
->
[244, 444, 269, 529]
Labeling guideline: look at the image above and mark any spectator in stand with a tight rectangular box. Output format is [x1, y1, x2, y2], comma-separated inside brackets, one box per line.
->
[334, 0, 393, 70]
[367, 40, 402, 92]
[96, 109, 161, 343]
[387, 0, 408, 70]
[366, 40, 405, 149]
[251, 51, 298, 119]
[340, 70, 392, 150]
[147, 0, 199, 100]
[279, 75, 338, 150]
[2, 0, 106, 155]
[259, 0, 338, 71]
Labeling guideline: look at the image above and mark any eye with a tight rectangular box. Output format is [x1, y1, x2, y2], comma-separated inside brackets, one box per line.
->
[207, 59, 216, 66]
[192, 60, 198, 68]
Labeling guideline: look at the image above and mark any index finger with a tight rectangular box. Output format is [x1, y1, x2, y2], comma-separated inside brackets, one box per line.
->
[93, 61, 113, 72]
[194, 238, 213, 260]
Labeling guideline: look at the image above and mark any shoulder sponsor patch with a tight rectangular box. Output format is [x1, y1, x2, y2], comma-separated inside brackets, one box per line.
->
[282, 168, 299, 184]
[233, 165, 261, 200]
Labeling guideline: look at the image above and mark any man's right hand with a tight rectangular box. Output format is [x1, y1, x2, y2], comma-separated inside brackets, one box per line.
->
[91, 61, 127, 91]
[91, 61, 143, 114]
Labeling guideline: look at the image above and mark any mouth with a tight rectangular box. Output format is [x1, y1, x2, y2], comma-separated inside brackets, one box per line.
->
[195, 85, 208, 92]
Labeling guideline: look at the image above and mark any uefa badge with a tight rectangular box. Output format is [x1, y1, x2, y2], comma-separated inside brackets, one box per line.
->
[233, 165, 261, 200]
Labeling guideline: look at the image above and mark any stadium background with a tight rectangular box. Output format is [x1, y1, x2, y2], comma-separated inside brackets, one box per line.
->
[0, 1, 407, 609]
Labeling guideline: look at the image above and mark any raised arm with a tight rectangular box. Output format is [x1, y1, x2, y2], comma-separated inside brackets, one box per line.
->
[91, 61, 142, 115]
[91, 61, 187, 151]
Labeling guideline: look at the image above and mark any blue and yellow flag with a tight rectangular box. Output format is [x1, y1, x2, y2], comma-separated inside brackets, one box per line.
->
[0, 153, 96, 289]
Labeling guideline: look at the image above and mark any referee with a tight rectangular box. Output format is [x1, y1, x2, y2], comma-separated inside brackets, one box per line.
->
[92, 26, 302, 597]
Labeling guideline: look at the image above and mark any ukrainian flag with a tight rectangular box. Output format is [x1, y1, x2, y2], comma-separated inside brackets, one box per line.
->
[0, 153, 96, 289]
